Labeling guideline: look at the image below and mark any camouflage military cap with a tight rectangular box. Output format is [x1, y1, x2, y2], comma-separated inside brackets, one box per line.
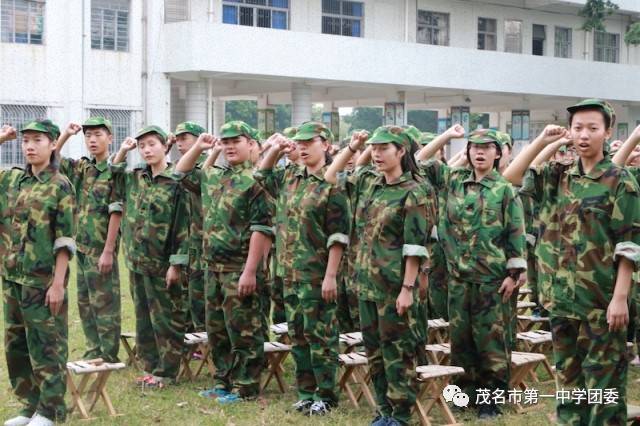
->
[468, 128, 500, 145]
[135, 125, 168, 143]
[174, 121, 206, 137]
[291, 121, 334, 143]
[248, 127, 262, 143]
[219, 120, 253, 139]
[82, 117, 113, 134]
[21, 119, 60, 141]
[567, 99, 616, 128]
[365, 125, 411, 148]
[401, 125, 422, 145]
[282, 126, 297, 139]
[420, 132, 437, 145]
[495, 131, 513, 149]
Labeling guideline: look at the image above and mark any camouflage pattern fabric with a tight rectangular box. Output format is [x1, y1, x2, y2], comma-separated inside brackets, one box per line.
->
[59, 156, 122, 361]
[427, 241, 449, 320]
[205, 269, 264, 397]
[130, 271, 186, 379]
[285, 292, 340, 405]
[0, 168, 23, 276]
[360, 300, 419, 425]
[4, 280, 69, 422]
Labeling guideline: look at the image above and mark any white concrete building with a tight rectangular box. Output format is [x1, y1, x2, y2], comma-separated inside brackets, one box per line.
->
[1, 0, 640, 165]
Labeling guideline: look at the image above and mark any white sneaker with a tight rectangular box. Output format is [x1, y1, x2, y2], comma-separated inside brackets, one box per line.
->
[26, 414, 53, 426]
[4, 416, 32, 426]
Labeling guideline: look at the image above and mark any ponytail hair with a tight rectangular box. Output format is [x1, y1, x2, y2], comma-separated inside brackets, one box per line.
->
[398, 140, 421, 178]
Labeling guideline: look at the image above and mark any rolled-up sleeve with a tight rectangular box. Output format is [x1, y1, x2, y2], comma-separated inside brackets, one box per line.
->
[402, 191, 429, 260]
[54, 181, 77, 259]
[249, 184, 274, 238]
[325, 186, 351, 248]
[504, 186, 527, 272]
[611, 172, 640, 270]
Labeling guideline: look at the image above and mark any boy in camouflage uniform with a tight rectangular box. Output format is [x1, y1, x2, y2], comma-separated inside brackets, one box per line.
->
[256, 122, 350, 415]
[1, 120, 75, 426]
[172, 121, 207, 331]
[111, 126, 190, 387]
[175, 121, 273, 403]
[418, 126, 527, 419]
[505, 100, 640, 425]
[55, 118, 123, 362]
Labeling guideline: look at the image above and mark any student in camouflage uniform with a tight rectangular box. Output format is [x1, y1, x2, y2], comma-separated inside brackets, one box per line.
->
[327, 125, 434, 426]
[256, 122, 351, 416]
[417, 126, 527, 419]
[54, 118, 123, 363]
[110, 126, 190, 387]
[505, 100, 640, 425]
[1, 120, 75, 426]
[172, 121, 207, 331]
[175, 121, 273, 403]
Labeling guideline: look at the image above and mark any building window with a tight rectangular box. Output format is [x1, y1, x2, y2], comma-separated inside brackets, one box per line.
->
[91, 0, 129, 51]
[1, 0, 44, 44]
[504, 19, 522, 53]
[532, 24, 545, 56]
[322, 0, 363, 37]
[417, 10, 449, 46]
[89, 109, 132, 154]
[477, 17, 496, 51]
[222, 0, 289, 30]
[0, 104, 47, 167]
[511, 110, 530, 141]
[165, 0, 189, 23]
[554, 26, 571, 58]
[594, 31, 619, 63]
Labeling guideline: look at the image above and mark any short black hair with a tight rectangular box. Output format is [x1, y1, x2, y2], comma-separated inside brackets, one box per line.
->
[568, 106, 611, 130]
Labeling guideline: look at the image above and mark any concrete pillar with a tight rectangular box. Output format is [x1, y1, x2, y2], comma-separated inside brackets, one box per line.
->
[213, 97, 225, 134]
[185, 81, 208, 128]
[384, 91, 407, 126]
[291, 83, 312, 126]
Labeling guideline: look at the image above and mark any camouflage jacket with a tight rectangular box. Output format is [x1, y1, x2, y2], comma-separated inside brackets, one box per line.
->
[353, 171, 433, 302]
[521, 157, 640, 319]
[110, 161, 190, 276]
[0, 167, 23, 276]
[180, 153, 207, 271]
[2, 165, 76, 287]
[270, 163, 299, 279]
[59, 157, 122, 257]
[421, 159, 527, 284]
[175, 160, 273, 273]
[254, 164, 351, 298]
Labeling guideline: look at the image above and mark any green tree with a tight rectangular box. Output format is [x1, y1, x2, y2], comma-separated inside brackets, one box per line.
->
[225, 100, 257, 127]
[344, 107, 383, 133]
[275, 104, 292, 130]
[579, 0, 619, 32]
[407, 110, 438, 132]
[470, 113, 490, 130]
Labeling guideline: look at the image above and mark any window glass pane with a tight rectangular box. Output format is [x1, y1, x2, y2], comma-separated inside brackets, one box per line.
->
[239, 6, 253, 26]
[322, 0, 340, 14]
[116, 11, 128, 51]
[270, 0, 288, 7]
[272, 10, 286, 29]
[222, 5, 237, 24]
[322, 15, 340, 35]
[504, 20, 522, 53]
[257, 8, 270, 28]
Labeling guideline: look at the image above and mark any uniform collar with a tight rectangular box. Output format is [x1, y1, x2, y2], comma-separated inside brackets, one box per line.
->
[22, 163, 56, 183]
[88, 156, 109, 172]
[568, 156, 612, 180]
[225, 160, 253, 173]
[463, 168, 500, 188]
[373, 171, 412, 187]
[294, 164, 328, 181]
[141, 162, 174, 179]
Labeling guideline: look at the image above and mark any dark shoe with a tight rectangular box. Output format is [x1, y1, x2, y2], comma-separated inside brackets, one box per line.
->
[291, 399, 313, 413]
[477, 404, 501, 419]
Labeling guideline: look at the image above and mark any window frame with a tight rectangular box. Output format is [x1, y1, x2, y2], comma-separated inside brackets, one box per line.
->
[594, 30, 619, 63]
[321, 0, 364, 38]
[1, 0, 45, 45]
[222, 0, 289, 30]
[532, 23, 545, 56]
[477, 17, 497, 51]
[416, 10, 450, 46]
[91, 0, 129, 52]
[554, 26, 572, 58]
[504, 19, 523, 54]
[164, 0, 190, 23]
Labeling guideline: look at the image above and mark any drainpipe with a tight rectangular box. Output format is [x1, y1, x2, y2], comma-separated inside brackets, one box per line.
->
[142, 0, 149, 123]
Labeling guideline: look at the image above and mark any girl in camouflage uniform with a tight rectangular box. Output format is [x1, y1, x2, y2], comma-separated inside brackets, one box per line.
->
[256, 122, 350, 416]
[1, 120, 75, 426]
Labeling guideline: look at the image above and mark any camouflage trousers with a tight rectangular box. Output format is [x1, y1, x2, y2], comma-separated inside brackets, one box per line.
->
[76, 251, 121, 362]
[337, 276, 360, 333]
[258, 269, 270, 344]
[285, 287, 339, 405]
[427, 242, 448, 321]
[551, 314, 628, 426]
[130, 271, 186, 379]
[526, 244, 539, 306]
[415, 280, 430, 367]
[505, 288, 519, 352]
[360, 299, 419, 425]
[3, 279, 68, 421]
[187, 267, 205, 331]
[270, 275, 287, 325]
[206, 269, 264, 397]
[448, 279, 510, 402]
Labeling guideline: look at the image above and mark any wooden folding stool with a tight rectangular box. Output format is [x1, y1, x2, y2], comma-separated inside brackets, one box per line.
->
[66, 359, 126, 419]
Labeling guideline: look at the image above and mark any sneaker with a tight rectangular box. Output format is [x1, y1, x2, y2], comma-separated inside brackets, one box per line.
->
[26, 415, 53, 426]
[291, 399, 314, 413]
[370, 414, 389, 426]
[631, 355, 640, 367]
[192, 350, 203, 361]
[135, 374, 153, 384]
[4, 416, 32, 426]
[199, 388, 230, 398]
[143, 376, 167, 389]
[308, 400, 332, 416]
[216, 393, 242, 405]
[477, 404, 501, 419]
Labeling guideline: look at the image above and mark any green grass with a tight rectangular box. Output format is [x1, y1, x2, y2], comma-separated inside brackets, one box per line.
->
[1, 256, 639, 425]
